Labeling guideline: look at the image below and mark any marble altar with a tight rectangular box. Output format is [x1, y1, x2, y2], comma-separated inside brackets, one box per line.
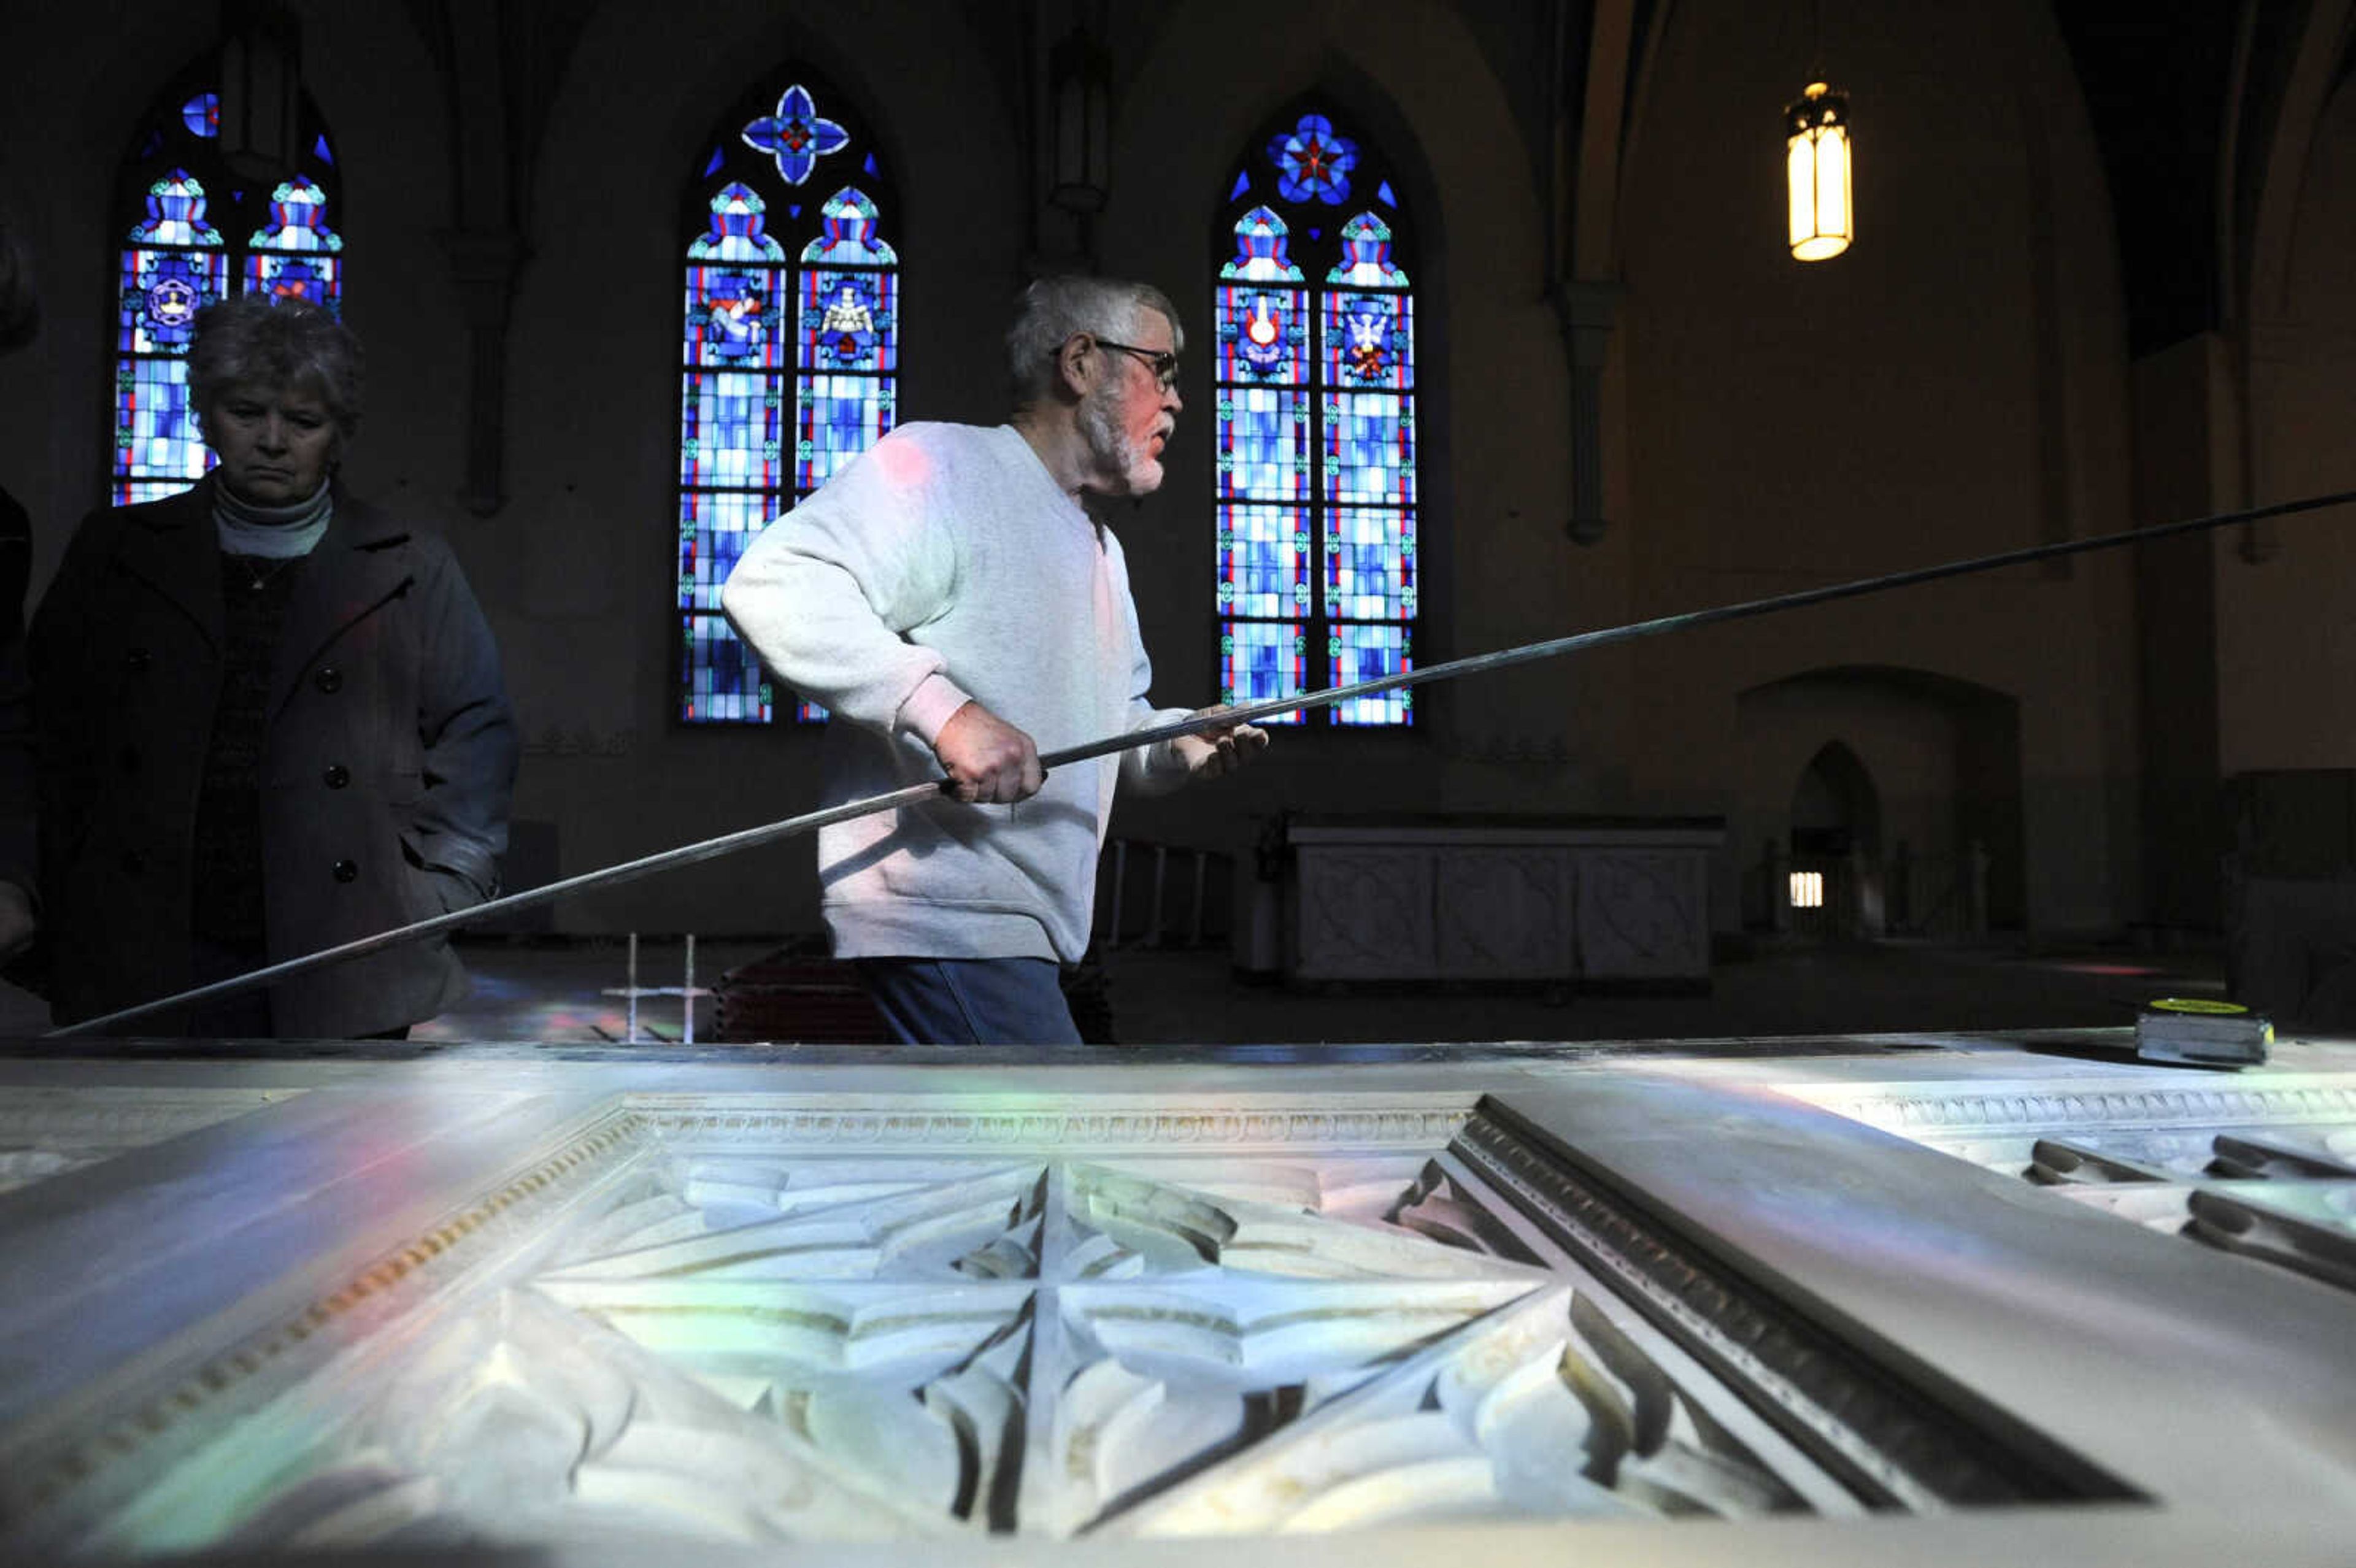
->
[1, 1032, 2353, 1565]
[1282, 817, 1724, 985]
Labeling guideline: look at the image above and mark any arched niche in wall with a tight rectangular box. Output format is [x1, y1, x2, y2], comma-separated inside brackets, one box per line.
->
[1737, 665, 2025, 936]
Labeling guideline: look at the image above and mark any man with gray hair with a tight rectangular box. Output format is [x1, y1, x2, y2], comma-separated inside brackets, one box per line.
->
[723, 275, 1266, 1044]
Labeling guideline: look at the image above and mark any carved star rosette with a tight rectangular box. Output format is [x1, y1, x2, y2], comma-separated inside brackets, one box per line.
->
[46, 1137, 1824, 1554]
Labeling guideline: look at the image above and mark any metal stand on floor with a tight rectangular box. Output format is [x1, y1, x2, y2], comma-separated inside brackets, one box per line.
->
[600, 934, 713, 1043]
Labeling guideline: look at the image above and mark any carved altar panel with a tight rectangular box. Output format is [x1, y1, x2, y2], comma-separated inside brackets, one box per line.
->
[1294, 850, 1435, 979]
[10, 1084, 2142, 1558]
[1433, 852, 1573, 978]
[1574, 851, 1709, 980]
[1286, 824, 1719, 986]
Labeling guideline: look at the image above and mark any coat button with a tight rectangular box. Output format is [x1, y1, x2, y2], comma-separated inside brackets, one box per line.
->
[315, 666, 343, 694]
[125, 647, 152, 671]
[323, 764, 350, 789]
[120, 850, 145, 876]
[332, 859, 359, 883]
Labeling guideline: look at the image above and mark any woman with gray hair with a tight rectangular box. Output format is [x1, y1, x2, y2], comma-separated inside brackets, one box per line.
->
[8, 293, 518, 1037]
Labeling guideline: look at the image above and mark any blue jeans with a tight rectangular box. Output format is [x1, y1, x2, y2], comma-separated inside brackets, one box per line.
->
[855, 957, 1082, 1045]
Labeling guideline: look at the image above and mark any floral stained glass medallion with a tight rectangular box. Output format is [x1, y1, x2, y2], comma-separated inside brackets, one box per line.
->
[111, 74, 343, 507]
[742, 83, 851, 186]
[1214, 109, 1417, 727]
[1269, 113, 1358, 206]
[679, 75, 898, 724]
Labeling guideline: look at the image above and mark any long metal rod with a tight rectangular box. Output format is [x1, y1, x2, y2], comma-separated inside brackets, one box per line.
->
[48, 485, 2356, 1037]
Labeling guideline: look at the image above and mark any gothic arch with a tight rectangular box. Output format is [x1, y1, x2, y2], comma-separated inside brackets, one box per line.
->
[1209, 93, 1435, 729]
[107, 58, 345, 505]
[674, 64, 899, 726]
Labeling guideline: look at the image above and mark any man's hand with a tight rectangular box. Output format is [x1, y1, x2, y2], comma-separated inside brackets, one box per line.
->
[1172, 705, 1270, 780]
[0, 882, 35, 959]
[934, 701, 1045, 803]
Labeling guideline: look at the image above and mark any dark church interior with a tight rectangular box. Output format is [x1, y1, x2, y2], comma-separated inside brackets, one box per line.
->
[1, 2, 2354, 1563]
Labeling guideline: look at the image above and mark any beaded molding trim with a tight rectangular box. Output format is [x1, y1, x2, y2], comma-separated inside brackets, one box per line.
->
[4, 1108, 649, 1526]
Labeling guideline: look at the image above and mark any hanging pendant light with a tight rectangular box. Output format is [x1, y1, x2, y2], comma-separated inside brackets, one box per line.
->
[1784, 81, 1852, 261]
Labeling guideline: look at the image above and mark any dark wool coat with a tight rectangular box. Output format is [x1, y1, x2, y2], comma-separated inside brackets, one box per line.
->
[24, 478, 517, 1036]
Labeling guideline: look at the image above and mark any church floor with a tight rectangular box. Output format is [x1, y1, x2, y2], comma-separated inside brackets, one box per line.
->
[389, 934, 2232, 1047]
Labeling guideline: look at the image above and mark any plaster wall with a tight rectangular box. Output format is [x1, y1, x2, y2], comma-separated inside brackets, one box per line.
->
[1613, 0, 2138, 933]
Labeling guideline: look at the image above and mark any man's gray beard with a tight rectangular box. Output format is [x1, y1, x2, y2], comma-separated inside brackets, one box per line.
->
[1079, 386, 1161, 494]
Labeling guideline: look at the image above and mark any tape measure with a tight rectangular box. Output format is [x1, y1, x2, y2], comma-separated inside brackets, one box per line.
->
[2136, 996, 2270, 1066]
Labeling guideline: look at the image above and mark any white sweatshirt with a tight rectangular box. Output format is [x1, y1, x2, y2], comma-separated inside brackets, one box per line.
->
[720, 422, 1192, 962]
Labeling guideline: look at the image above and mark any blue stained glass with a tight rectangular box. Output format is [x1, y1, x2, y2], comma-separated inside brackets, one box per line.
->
[1217, 386, 1309, 501]
[246, 176, 344, 310]
[680, 75, 895, 726]
[1323, 391, 1415, 505]
[120, 478, 198, 507]
[1377, 179, 1396, 208]
[121, 246, 228, 354]
[679, 370, 784, 490]
[742, 83, 850, 185]
[680, 615, 774, 723]
[1217, 504, 1310, 619]
[1323, 506, 1415, 620]
[799, 268, 896, 372]
[1326, 212, 1409, 286]
[114, 90, 352, 510]
[1267, 112, 1357, 205]
[1329, 623, 1412, 725]
[129, 169, 223, 247]
[114, 357, 210, 504]
[247, 251, 339, 310]
[1229, 169, 1251, 201]
[1220, 619, 1306, 723]
[250, 176, 344, 252]
[794, 372, 891, 494]
[799, 187, 897, 265]
[685, 264, 787, 368]
[689, 183, 789, 263]
[1215, 285, 1306, 383]
[677, 490, 774, 611]
[1322, 290, 1413, 390]
[1221, 206, 1304, 282]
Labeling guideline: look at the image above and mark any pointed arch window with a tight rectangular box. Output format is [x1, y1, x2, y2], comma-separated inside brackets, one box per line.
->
[678, 76, 898, 724]
[1214, 109, 1417, 727]
[112, 75, 345, 506]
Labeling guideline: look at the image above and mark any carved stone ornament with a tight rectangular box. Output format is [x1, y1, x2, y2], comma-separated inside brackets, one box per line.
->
[0, 1094, 2115, 1552]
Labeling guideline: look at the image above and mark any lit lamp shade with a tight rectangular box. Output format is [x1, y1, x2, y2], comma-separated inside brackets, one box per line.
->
[1784, 82, 1852, 261]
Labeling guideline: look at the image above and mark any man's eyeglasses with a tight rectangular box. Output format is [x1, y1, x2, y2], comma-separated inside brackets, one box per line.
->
[1092, 337, 1181, 391]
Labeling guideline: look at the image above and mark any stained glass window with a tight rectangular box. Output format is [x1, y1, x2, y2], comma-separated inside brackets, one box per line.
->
[1214, 110, 1418, 727]
[111, 76, 344, 507]
[679, 75, 898, 725]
